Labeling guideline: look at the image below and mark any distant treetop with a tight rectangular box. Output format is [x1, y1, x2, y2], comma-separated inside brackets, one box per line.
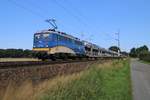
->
[109, 46, 120, 52]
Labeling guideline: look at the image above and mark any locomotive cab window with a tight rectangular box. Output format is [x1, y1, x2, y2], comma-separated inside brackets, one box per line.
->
[35, 34, 40, 39]
[57, 35, 63, 41]
[43, 34, 50, 41]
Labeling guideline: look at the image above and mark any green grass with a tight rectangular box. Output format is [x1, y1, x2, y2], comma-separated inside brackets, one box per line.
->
[140, 60, 150, 65]
[100, 60, 132, 100]
[38, 60, 132, 100]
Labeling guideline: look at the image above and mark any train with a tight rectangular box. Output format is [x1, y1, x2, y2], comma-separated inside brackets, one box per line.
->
[32, 29, 119, 60]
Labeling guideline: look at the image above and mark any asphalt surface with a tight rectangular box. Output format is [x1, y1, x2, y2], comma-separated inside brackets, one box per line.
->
[131, 59, 150, 100]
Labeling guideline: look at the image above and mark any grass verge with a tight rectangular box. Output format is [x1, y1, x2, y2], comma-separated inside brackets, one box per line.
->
[37, 59, 132, 100]
[0, 58, 39, 62]
[140, 60, 150, 65]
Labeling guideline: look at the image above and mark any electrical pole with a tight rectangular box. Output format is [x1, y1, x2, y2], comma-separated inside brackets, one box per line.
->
[115, 30, 120, 56]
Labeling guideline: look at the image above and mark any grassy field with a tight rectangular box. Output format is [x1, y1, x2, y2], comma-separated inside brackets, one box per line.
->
[2, 59, 132, 100]
[36, 59, 132, 100]
[0, 58, 39, 62]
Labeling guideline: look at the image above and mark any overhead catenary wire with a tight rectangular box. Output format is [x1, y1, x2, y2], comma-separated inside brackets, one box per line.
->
[62, 0, 89, 22]
[15, 0, 87, 37]
[51, 0, 88, 28]
[7, 0, 46, 18]
[7, 0, 113, 45]
[50, 0, 121, 49]
[59, 0, 92, 40]
[51, 0, 99, 42]
[67, 3, 121, 44]
[54, 0, 112, 43]
[25, 0, 49, 15]
[7, 0, 82, 31]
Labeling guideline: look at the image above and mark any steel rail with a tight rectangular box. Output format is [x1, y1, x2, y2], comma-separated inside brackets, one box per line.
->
[0, 59, 98, 69]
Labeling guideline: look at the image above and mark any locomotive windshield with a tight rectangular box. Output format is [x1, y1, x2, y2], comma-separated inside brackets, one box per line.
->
[33, 33, 51, 48]
[35, 33, 49, 39]
[35, 33, 51, 42]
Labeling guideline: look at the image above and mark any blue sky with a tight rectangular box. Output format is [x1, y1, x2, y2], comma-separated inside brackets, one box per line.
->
[0, 0, 150, 52]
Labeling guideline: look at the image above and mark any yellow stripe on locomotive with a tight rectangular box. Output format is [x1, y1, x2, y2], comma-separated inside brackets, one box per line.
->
[33, 46, 76, 54]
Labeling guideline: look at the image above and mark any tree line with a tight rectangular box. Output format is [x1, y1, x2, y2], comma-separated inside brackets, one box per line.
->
[129, 45, 150, 62]
[0, 46, 128, 58]
[0, 49, 34, 58]
[1, 45, 149, 59]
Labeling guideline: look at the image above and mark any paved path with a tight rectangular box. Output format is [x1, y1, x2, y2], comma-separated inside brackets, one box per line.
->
[131, 59, 150, 100]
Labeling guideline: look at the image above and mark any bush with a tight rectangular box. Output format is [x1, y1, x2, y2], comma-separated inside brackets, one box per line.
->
[0, 49, 34, 58]
[139, 52, 150, 62]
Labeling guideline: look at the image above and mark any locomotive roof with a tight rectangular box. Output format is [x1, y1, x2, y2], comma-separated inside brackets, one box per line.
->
[83, 40, 106, 50]
[35, 29, 81, 42]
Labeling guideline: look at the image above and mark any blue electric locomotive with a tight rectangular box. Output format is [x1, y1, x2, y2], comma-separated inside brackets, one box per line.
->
[33, 29, 86, 60]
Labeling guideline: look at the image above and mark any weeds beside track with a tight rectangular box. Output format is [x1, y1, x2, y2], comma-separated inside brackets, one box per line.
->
[37, 59, 132, 100]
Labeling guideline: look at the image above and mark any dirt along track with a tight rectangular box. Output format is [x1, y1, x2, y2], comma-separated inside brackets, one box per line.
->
[0, 59, 101, 98]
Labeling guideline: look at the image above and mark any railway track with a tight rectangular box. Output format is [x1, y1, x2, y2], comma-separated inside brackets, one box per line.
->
[0, 57, 122, 69]
[0, 59, 98, 69]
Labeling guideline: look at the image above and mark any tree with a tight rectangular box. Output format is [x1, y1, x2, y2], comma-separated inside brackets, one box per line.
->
[129, 48, 137, 57]
[24, 49, 33, 57]
[109, 46, 120, 52]
[0, 49, 33, 58]
[138, 45, 148, 53]
[129, 45, 149, 58]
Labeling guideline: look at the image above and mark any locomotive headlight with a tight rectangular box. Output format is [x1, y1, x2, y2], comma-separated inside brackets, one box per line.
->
[46, 45, 48, 47]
